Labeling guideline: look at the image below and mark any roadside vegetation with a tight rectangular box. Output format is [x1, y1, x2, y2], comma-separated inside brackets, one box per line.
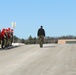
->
[14, 35, 76, 44]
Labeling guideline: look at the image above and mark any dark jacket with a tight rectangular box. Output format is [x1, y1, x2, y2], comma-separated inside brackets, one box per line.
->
[37, 28, 45, 37]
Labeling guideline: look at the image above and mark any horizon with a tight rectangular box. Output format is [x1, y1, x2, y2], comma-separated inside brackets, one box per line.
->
[18, 35, 76, 39]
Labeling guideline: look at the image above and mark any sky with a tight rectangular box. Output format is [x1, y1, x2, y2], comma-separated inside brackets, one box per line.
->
[0, 0, 76, 39]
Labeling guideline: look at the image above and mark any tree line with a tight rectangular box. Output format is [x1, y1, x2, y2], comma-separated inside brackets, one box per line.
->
[14, 35, 76, 44]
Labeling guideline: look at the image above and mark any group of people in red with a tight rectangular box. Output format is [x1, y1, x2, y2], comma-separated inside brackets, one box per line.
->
[0, 28, 13, 49]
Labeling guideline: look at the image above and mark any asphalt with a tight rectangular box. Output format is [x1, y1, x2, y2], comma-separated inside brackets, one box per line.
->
[0, 44, 76, 75]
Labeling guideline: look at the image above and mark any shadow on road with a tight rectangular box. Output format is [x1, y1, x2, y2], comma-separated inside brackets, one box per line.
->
[0, 46, 20, 51]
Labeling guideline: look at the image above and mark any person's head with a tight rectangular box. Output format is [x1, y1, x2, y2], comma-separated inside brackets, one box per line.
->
[40, 26, 43, 28]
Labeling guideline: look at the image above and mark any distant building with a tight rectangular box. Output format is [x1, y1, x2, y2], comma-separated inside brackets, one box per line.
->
[58, 39, 76, 44]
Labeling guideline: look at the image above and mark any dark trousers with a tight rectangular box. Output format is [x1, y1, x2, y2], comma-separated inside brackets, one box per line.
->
[1, 39, 4, 49]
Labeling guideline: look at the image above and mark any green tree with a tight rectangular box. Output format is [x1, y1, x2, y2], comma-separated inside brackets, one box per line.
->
[21, 39, 25, 43]
[28, 35, 33, 44]
[33, 37, 37, 44]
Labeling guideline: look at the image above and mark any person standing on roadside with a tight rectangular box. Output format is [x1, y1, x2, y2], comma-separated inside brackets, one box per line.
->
[1, 29, 6, 49]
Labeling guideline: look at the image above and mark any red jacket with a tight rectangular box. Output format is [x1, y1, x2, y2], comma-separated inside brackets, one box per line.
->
[1, 32, 5, 40]
[8, 33, 11, 38]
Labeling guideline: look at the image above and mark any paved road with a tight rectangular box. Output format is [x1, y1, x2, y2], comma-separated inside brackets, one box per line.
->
[0, 44, 76, 75]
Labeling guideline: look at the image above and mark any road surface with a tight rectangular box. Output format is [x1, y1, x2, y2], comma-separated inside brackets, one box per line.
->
[0, 44, 76, 75]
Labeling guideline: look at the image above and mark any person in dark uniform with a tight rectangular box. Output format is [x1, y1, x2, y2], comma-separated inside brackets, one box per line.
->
[37, 26, 45, 47]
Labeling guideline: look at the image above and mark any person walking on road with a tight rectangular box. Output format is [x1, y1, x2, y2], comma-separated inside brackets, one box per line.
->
[37, 26, 45, 47]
